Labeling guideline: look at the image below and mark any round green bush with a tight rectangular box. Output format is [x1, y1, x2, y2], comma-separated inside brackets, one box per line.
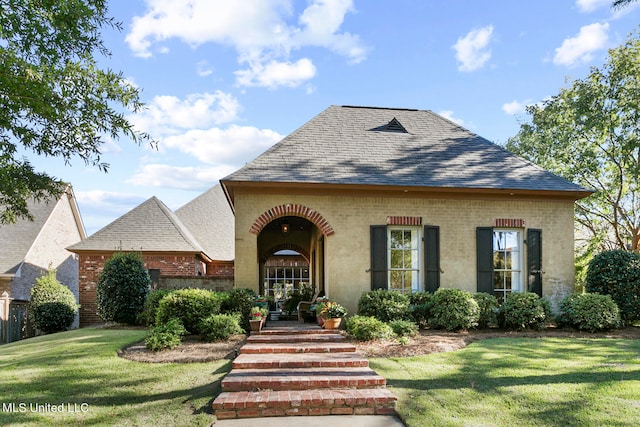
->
[138, 289, 173, 326]
[429, 288, 479, 331]
[28, 269, 78, 334]
[560, 293, 621, 332]
[155, 288, 224, 334]
[221, 288, 257, 332]
[199, 313, 244, 342]
[357, 289, 411, 322]
[346, 315, 395, 341]
[96, 252, 150, 325]
[145, 318, 187, 351]
[472, 292, 499, 328]
[586, 249, 640, 322]
[389, 319, 418, 337]
[409, 292, 433, 329]
[498, 292, 550, 331]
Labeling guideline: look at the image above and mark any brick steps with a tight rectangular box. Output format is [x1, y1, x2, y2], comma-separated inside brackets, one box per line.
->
[246, 333, 345, 343]
[233, 352, 370, 369]
[240, 342, 357, 354]
[221, 367, 386, 391]
[213, 321, 396, 420]
[213, 388, 397, 419]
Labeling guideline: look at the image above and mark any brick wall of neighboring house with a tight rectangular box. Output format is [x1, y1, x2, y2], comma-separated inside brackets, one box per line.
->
[207, 260, 234, 278]
[78, 252, 208, 326]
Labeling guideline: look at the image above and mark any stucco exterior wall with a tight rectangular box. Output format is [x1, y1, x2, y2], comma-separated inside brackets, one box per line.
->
[233, 189, 576, 316]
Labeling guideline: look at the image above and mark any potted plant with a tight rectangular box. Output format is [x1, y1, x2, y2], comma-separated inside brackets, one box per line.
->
[249, 306, 263, 333]
[314, 302, 327, 327]
[321, 302, 347, 329]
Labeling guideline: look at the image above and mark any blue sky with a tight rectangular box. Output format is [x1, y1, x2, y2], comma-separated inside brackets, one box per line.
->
[30, 0, 639, 235]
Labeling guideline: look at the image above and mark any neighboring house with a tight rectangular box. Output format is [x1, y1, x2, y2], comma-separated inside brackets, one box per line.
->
[0, 187, 86, 336]
[68, 185, 234, 326]
[221, 105, 593, 315]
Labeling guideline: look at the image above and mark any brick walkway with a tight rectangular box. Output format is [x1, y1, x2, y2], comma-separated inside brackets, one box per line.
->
[212, 321, 397, 420]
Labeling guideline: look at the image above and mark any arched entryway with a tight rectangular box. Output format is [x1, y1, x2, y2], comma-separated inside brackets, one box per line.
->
[253, 205, 332, 316]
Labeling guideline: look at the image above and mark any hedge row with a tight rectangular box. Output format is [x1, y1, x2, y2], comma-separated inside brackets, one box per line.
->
[355, 288, 623, 335]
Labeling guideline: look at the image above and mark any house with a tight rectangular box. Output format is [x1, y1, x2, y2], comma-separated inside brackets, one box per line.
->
[0, 187, 86, 339]
[68, 184, 234, 326]
[220, 105, 593, 315]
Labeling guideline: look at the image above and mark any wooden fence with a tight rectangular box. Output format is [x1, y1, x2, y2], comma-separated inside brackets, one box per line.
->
[0, 292, 33, 344]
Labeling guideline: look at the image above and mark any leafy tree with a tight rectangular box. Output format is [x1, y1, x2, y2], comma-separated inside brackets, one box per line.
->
[612, 0, 637, 9]
[507, 31, 640, 252]
[0, 0, 150, 223]
[96, 252, 150, 324]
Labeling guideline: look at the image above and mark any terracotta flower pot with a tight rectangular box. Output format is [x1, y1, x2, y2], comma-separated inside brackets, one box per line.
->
[323, 317, 341, 330]
[249, 319, 262, 333]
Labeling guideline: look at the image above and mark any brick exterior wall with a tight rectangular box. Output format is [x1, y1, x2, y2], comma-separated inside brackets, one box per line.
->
[77, 252, 219, 326]
[233, 191, 578, 316]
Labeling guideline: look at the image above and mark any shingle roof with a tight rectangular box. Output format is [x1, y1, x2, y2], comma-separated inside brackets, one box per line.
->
[175, 184, 234, 261]
[222, 105, 590, 195]
[0, 197, 58, 275]
[68, 196, 206, 256]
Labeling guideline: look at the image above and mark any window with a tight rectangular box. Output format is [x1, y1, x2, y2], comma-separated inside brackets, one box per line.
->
[371, 224, 440, 293]
[492, 230, 523, 302]
[388, 227, 420, 294]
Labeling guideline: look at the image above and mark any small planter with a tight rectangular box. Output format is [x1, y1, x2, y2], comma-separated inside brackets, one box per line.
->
[323, 317, 342, 330]
[317, 315, 325, 327]
[249, 319, 262, 333]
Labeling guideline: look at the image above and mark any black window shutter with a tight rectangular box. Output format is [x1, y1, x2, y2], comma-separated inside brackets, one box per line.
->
[527, 229, 542, 296]
[370, 225, 388, 290]
[423, 225, 440, 293]
[476, 227, 494, 294]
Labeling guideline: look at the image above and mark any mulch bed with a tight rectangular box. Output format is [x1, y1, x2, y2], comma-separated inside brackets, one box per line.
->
[117, 326, 640, 363]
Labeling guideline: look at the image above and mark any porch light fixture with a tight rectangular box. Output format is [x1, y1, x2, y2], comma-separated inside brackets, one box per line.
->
[281, 223, 290, 235]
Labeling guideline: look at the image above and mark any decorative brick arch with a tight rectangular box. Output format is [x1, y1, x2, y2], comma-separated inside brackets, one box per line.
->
[249, 204, 335, 236]
[260, 243, 310, 263]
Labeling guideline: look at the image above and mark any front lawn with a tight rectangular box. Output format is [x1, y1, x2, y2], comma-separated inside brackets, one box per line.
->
[0, 327, 228, 426]
[372, 337, 640, 427]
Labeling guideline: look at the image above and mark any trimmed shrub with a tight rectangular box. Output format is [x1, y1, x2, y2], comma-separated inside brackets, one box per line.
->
[346, 315, 395, 341]
[409, 292, 433, 329]
[389, 319, 419, 337]
[155, 288, 224, 334]
[221, 288, 257, 332]
[96, 252, 150, 325]
[586, 249, 640, 322]
[145, 318, 187, 351]
[429, 288, 479, 331]
[472, 292, 499, 328]
[357, 289, 411, 322]
[199, 313, 244, 342]
[560, 293, 621, 332]
[28, 269, 78, 334]
[138, 289, 173, 326]
[498, 292, 549, 331]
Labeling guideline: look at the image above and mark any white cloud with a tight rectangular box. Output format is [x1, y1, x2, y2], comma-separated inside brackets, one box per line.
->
[576, 0, 610, 12]
[127, 164, 237, 190]
[453, 25, 494, 72]
[235, 58, 317, 88]
[125, 0, 367, 88]
[196, 61, 213, 77]
[502, 99, 532, 115]
[163, 125, 282, 164]
[131, 91, 240, 136]
[438, 110, 465, 126]
[75, 190, 147, 221]
[553, 22, 609, 67]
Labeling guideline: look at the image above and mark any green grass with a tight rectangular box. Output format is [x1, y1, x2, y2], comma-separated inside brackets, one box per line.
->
[0, 327, 229, 426]
[371, 337, 640, 427]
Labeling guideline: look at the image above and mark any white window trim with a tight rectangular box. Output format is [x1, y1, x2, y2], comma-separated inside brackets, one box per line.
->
[387, 226, 422, 294]
[493, 228, 524, 298]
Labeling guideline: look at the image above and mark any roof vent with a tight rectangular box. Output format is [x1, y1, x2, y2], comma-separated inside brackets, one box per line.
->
[370, 117, 408, 133]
